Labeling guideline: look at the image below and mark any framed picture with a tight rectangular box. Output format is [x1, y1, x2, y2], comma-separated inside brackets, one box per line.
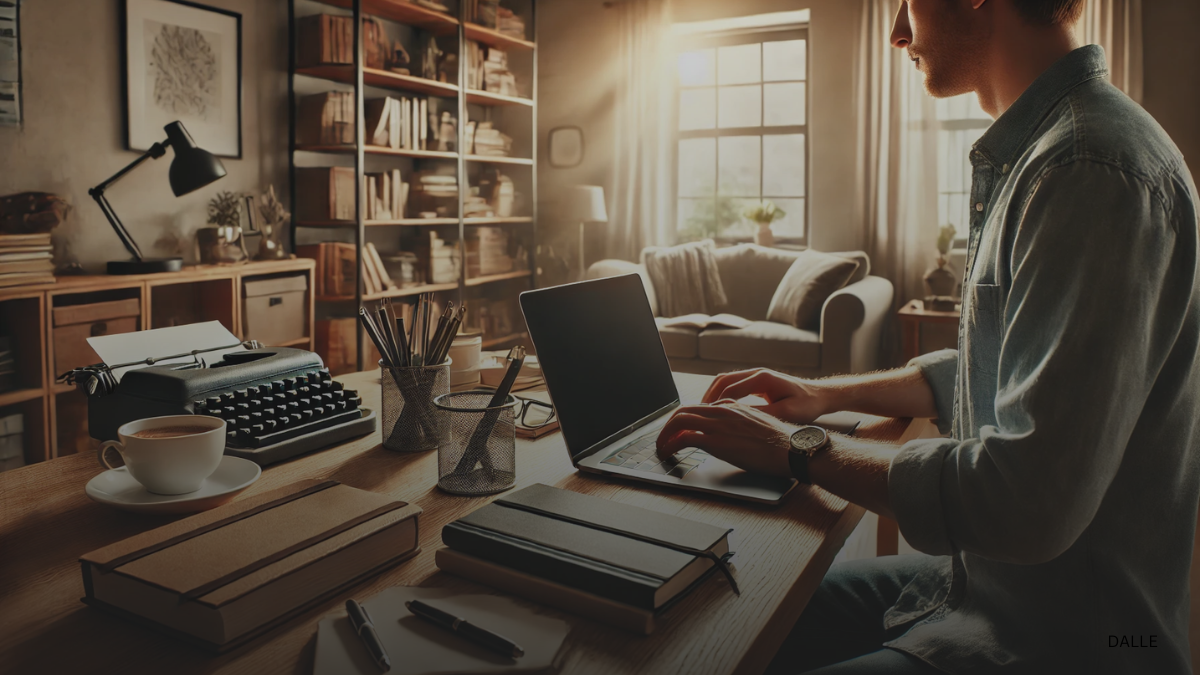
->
[548, 126, 584, 168]
[123, 0, 242, 158]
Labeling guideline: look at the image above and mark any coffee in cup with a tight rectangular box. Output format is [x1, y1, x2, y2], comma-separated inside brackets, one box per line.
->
[99, 415, 226, 495]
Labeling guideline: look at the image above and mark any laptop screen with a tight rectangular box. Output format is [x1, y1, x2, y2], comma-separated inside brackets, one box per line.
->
[520, 275, 680, 460]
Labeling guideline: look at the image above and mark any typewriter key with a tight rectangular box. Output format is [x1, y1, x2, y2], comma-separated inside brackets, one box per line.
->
[207, 396, 223, 408]
[271, 380, 285, 393]
[234, 389, 249, 401]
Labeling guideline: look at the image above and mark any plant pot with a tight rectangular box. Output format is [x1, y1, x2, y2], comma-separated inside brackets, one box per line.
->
[754, 222, 775, 247]
[924, 258, 957, 296]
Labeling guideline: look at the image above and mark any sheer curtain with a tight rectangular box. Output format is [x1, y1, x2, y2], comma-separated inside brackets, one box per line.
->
[606, 0, 676, 261]
[852, 0, 939, 356]
[1077, 0, 1143, 102]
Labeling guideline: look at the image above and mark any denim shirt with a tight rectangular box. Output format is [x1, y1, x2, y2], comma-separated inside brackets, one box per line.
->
[886, 46, 1200, 674]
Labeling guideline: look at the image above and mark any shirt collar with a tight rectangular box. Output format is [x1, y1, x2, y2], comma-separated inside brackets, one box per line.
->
[973, 45, 1109, 170]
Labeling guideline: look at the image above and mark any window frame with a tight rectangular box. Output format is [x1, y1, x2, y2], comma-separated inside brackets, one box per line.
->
[673, 24, 811, 246]
[934, 104, 992, 250]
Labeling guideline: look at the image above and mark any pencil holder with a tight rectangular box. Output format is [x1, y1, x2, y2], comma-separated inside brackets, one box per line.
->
[380, 360, 450, 453]
[433, 391, 519, 495]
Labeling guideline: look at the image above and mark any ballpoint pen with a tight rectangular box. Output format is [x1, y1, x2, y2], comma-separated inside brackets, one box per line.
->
[405, 599, 525, 659]
[345, 598, 391, 672]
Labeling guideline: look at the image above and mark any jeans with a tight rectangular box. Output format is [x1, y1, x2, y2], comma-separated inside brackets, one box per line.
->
[765, 554, 946, 675]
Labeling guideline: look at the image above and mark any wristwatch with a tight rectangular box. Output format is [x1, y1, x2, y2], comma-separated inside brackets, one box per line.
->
[788, 425, 830, 484]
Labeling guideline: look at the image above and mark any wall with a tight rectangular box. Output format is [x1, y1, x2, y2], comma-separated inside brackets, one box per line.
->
[1141, 0, 1200, 177]
[0, 0, 288, 272]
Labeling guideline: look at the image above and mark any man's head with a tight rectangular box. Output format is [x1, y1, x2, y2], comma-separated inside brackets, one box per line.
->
[891, 0, 1084, 99]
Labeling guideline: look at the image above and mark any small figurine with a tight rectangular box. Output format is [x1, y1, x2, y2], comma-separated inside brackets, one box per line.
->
[253, 185, 292, 261]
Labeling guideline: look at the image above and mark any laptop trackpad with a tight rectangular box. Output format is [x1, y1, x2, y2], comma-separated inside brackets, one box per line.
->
[681, 454, 794, 495]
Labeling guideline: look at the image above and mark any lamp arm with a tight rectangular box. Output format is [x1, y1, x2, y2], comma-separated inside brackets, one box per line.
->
[87, 142, 167, 262]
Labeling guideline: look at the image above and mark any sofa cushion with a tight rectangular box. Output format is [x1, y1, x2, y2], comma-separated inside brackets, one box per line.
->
[655, 318, 699, 359]
[698, 321, 821, 368]
[828, 250, 871, 285]
[712, 245, 804, 321]
[766, 250, 860, 330]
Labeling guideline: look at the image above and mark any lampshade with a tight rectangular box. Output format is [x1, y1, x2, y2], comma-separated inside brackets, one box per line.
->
[164, 121, 227, 197]
[565, 185, 608, 223]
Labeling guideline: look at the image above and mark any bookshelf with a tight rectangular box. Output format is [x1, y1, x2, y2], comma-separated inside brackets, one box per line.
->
[289, 0, 538, 371]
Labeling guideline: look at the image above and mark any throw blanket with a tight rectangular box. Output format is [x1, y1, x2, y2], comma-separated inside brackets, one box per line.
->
[644, 239, 728, 317]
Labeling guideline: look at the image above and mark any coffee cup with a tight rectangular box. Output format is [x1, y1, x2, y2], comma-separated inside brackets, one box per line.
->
[98, 415, 226, 495]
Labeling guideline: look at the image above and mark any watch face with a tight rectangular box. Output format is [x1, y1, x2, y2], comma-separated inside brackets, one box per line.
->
[791, 426, 826, 451]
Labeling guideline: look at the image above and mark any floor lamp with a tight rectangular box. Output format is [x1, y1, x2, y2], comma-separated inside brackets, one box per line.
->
[566, 185, 608, 280]
[89, 121, 227, 275]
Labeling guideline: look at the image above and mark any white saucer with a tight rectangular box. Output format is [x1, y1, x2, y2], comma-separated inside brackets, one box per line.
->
[85, 455, 262, 515]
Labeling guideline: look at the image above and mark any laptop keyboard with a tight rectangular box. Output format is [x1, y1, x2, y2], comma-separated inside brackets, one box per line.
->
[600, 433, 709, 478]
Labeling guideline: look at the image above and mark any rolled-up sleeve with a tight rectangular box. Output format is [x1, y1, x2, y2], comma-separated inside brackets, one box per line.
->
[907, 349, 957, 435]
[888, 160, 1193, 564]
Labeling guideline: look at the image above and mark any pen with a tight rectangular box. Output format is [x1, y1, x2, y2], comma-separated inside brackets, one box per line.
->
[405, 599, 525, 659]
[345, 598, 391, 672]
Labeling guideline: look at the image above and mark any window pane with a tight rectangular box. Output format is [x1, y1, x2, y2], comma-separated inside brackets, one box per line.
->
[763, 39, 806, 81]
[678, 138, 716, 197]
[718, 135, 760, 197]
[679, 88, 716, 130]
[678, 49, 715, 87]
[768, 198, 805, 237]
[763, 82, 805, 126]
[677, 198, 707, 232]
[718, 84, 761, 128]
[763, 133, 805, 197]
[718, 43, 760, 85]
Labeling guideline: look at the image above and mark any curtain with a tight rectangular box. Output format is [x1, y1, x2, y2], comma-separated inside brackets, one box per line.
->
[1077, 0, 1143, 102]
[606, 0, 676, 261]
[852, 0, 940, 364]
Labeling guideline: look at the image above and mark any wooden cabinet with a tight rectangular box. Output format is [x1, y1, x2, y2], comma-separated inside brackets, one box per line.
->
[0, 259, 315, 464]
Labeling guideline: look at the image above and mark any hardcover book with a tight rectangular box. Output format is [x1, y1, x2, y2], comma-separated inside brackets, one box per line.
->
[439, 484, 733, 613]
[79, 480, 421, 652]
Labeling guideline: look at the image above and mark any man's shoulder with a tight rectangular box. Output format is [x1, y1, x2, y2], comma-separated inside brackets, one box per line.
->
[1023, 80, 1189, 193]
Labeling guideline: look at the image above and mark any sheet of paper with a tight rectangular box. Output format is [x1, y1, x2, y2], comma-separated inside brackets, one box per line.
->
[87, 321, 246, 381]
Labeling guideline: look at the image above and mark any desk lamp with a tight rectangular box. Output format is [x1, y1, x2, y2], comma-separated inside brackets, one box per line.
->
[566, 185, 608, 280]
[89, 121, 227, 275]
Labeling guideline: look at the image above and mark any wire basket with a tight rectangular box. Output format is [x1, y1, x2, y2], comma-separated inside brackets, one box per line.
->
[433, 391, 518, 495]
[380, 360, 450, 452]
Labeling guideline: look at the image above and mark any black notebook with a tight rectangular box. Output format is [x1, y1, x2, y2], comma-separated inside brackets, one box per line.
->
[440, 484, 733, 610]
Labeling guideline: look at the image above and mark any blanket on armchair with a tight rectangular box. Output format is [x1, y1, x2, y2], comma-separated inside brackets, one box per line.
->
[643, 239, 728, 317]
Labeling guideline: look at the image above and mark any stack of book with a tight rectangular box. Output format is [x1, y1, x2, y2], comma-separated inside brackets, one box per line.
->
[297, 15, 391, 70]
[465, 43, 519, 97]
[364, 96, 429, 151]
[469, 121, 512, 156]
[0, 233, 54, 287]
[0, 412, 23, 472]
[295, 92, 354, 146]
[297, 242, 397, 297]
[414, 231, 462, 284]
[0, 336, 15, 393]
[293, 167, 409, 223]
[466, 226, 514, 277]
[436, 484, 734, 634]
[466, 0, 499, 27]
[496, 6, 526, 39]
[408, 172, 459, 217]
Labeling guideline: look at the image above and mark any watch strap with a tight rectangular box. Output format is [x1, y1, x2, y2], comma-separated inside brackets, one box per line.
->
[788, 449, 811, 484]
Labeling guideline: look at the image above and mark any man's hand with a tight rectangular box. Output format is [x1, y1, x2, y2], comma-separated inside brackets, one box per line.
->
[701, 368, 831, 424]
[655, 401, 795, 478]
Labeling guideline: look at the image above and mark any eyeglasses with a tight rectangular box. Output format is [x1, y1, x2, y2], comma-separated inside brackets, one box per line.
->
[515, 397, 556, 429]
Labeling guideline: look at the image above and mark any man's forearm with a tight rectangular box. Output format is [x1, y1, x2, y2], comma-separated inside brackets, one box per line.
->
[809, 434, 901, 520]
[810, 366, 939, 421]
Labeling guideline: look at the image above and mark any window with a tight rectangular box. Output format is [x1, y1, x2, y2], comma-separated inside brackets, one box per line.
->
[674, 22, 809, 243]
[935, 94, 992, 247]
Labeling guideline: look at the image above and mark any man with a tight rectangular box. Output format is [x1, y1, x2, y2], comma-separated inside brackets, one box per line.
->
[656, 1, 1200, 673]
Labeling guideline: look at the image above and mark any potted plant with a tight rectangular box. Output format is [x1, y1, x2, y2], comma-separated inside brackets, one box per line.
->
[924, 223, 958, 298]
[743, 201, 786, 247]
[198, 191, 248, 264]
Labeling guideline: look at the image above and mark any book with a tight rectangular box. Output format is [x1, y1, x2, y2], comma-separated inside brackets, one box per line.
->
[0, 251, 51, 262]
[80, 480, 422, 652]
[0, 259, 53, 275]
[657, 313, 752, 330]
[295, 167, 356, 221]
[439, 484, 733, 611]
[0, 233, 51, 247]
[0, 272, 54, 287]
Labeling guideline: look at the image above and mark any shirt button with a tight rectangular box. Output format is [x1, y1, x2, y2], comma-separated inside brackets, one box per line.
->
[1002, 163, 1010, 173]
[975, 203, 984, 212]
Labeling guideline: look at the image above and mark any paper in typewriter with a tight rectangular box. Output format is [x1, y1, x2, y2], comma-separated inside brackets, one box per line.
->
[87, 321, 248, 381]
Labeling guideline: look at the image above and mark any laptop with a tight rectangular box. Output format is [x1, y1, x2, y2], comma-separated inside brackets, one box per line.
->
[521, 274, 860, 504]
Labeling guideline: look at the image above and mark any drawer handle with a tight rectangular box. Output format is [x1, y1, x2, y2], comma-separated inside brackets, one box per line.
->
[90, 321, 108, 337]
[269, 296, 283, 307]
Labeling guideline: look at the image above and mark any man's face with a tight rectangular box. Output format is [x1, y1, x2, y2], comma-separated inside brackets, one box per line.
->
[891, 0, 986, 98]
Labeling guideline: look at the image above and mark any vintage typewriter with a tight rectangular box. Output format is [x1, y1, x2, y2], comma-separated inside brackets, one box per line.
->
[68, 344, 377, 466]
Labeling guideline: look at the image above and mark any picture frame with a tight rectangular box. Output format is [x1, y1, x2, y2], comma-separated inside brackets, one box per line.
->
[548, 126, 584, 168]
[122, 0, 242, 158]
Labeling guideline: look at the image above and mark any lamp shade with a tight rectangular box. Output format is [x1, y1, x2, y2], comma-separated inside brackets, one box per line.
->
[565, 185, 608, 223]
[164, 121, 227, 196]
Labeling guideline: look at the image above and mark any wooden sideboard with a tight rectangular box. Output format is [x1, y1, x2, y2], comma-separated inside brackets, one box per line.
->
[0, 259, 316, 465]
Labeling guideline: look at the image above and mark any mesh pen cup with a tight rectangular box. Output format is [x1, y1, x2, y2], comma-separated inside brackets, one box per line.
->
[380, 360, 450, 452]
[434, 392, 519, 495]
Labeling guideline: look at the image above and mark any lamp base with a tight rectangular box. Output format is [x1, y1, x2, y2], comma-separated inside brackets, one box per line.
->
[107, 258, 184, 275]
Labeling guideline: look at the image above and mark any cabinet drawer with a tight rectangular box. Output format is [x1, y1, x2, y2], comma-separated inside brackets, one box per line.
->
[53, 317, 138, 376]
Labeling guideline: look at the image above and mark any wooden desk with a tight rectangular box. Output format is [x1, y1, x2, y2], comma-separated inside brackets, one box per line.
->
[0, 371, 921, 675]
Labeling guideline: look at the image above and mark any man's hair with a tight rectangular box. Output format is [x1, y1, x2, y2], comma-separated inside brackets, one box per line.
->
[1010, 0, 1085, 25]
